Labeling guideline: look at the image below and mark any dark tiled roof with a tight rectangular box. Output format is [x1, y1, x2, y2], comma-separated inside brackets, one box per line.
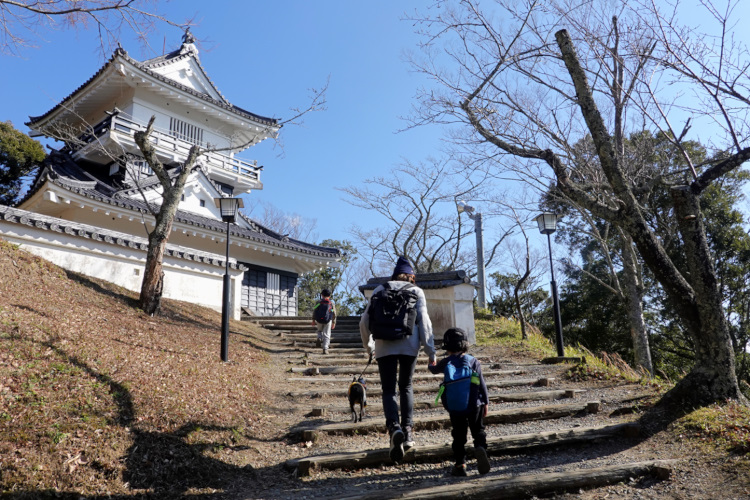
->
[17, 151, 340, 260]
[0, 205, 246, 271]
[27, 47, 279, 128]
[358, 271, 476, 292]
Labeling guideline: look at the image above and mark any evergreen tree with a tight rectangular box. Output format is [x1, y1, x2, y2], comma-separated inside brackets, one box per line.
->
[0, 121, 46, 205]
[297, 240, 364, 316]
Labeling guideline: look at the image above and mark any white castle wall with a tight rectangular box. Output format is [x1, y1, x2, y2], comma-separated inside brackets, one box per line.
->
[0, 219, 245, 320]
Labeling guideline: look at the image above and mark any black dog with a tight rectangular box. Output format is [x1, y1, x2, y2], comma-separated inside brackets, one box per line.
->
[348, 376, 367, 423]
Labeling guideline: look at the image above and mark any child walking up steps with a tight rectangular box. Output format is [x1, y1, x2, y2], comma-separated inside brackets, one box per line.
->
[429, 327, 491, 476]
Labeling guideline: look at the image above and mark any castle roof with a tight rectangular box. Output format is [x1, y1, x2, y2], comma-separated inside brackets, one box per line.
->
[358, 271, 475, 292]
[18, 150, 340, 261]
[27, 44, 279, 130]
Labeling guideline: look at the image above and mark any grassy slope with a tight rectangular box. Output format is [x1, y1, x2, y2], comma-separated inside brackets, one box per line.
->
[0, 239, 271, 497]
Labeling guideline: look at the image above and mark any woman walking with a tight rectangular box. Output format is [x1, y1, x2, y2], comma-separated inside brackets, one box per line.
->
[360, 256, 437, 463]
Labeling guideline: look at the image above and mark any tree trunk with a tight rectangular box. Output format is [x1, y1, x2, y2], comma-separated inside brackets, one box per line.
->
[134, 115, 198, 316]
[663, 187, 746, 406]
[139, 213, 173, 315]
[514, 287, 528, 340]
[620, 234, 653, 376]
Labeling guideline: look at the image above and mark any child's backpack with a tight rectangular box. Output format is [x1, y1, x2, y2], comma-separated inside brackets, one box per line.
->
[313, 299, 333, 324]
[368, 283, 419, 340]
[436, 354, 480, 412]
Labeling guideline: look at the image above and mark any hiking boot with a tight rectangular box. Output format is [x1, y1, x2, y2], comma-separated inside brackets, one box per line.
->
[323, 348, 329, 355]
[315, 338, 322, 348]
[403, 426, 415, 450]
[450, 464, 467, 477]
[474, 446, 491, 474]
[389, 428, 405, 463]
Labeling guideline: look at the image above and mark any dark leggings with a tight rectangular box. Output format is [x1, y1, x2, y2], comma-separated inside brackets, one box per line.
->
[449, 405, 487, 465]
[376, 354, 417, 431]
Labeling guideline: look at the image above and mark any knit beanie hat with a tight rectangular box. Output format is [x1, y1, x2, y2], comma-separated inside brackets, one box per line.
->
[393, 256, 414, 276]
[442, 327, 469, 352]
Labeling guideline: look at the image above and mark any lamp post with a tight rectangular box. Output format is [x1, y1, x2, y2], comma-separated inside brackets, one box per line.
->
[457, 200, 487, 309]
[214, 196, 244, 362]
[535, 212, 564, 357]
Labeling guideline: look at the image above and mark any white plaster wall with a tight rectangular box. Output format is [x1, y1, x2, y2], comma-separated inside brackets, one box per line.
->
[0, 223, 244, 320]
[131, 95, 231, 149]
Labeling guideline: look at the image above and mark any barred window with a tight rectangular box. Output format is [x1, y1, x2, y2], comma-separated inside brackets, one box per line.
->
[267, 272, 280, 294]
[124, 157, 153, 183]
[169, 117, 204, 146]
[133, 160, 153, 175]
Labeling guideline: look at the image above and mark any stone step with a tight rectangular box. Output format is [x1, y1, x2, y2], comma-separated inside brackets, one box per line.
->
[287, 369, 523, 384]
[286, 421, 639, 477]
[299, 399, 599, 438]
[310, 388, 586, 417]
[286, 377, 555, 398]
[264, 324, 360, 332]
[332, 459, 673, 500]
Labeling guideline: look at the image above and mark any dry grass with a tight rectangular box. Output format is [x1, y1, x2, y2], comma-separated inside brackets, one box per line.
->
[475, 316, 750, 467]
[0, 239, 273, 497]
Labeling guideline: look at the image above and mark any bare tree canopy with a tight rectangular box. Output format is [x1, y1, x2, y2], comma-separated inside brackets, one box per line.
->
[243, 199, 319, 243]
[340, 157, 512, 278]
[409, 0, 750, 409]
[0, 0, 182, 55]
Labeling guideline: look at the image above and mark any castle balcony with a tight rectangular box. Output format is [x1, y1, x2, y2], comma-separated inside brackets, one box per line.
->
[70, 113, 263, 193]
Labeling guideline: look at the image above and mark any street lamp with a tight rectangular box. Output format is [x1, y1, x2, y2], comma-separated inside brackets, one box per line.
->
[214, 196, 244, 362]
[457, 200, 487, 309]
[535, 212, 564, 357]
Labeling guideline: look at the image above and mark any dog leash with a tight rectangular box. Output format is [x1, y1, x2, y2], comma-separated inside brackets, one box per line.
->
[357, 352, 374, 380]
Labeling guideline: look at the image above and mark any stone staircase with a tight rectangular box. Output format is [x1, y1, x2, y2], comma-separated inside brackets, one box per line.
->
[243, 314, 670, 498]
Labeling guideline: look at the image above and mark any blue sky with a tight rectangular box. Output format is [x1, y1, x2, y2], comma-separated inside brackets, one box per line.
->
[0, 1, 443, 246]
[2, 0, 749, 275]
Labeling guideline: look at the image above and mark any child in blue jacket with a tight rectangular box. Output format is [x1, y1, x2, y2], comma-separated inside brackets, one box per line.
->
[428, 327, 490, 476]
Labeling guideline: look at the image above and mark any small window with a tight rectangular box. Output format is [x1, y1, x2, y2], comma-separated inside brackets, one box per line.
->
[200, 199, 205, 207]
[215, 181, 234, 196]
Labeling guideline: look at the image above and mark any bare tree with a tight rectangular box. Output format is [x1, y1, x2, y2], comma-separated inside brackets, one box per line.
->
[509, 224, 532, 340]
[242, 199, 319, 243]
[0, 0, 183, 56]
[551, 193, 653, 375]
[409, 0, 748, 408]
[340, 156, 511, 278]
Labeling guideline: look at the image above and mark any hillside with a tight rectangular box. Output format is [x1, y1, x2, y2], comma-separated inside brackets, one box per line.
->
[1, 238, 749, 499]
[0, 239, 275, 497]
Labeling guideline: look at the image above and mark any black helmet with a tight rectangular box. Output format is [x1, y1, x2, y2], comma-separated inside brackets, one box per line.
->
[442, 327, 469, 352]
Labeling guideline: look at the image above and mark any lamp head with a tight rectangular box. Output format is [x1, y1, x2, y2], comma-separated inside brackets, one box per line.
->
[535, 212, 558, 235]
[456, 200, 475, 215]
[214, 197, 244, 223]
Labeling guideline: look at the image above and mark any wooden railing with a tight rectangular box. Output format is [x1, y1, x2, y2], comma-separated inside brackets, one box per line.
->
[77, 114, 261, 181]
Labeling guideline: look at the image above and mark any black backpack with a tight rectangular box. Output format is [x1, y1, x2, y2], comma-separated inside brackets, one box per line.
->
[368, 283, 419, 340]
[313, 299, 333, 324]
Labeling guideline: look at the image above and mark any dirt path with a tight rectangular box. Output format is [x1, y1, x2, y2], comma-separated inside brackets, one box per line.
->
[227, 317, 750, 500]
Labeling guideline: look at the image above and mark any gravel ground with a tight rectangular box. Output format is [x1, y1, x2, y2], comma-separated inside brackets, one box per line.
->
[222, 329, 750, 500]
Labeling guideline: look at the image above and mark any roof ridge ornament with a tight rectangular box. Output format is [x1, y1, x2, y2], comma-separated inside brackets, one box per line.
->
[180, 28, 198, 56]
